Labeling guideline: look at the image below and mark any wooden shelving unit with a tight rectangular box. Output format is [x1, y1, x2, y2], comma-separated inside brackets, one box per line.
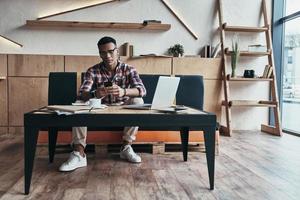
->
[217, 0, 282, 136]
[26, 20, 171, 31]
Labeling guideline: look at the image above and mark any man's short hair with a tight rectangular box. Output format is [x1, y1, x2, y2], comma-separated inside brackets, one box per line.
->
[97, 36, 117, 48]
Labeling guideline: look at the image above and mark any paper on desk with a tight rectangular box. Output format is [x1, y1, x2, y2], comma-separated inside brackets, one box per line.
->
[47, 104, 108, 114]
[72, 100, 89, 106]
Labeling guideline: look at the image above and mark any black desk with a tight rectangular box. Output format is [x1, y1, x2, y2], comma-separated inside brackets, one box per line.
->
[24, 106, 216, 194]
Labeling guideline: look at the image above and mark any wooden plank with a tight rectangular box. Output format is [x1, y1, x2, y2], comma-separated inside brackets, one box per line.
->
[0, 55, 8, 127]
[227, 75, 272, 81]
[0, 54, 7, 77]
[65, 55, 100, 73]
[160, 0, 198, 39]
[65, 55, 100, 90]
[8, 77, 48, 126]
[0, 35, 23, 47]
[261, 124, 281, 136]
[204, 80, 222, 121]
[0, 127, 8, 135]
[0, 79, 8, 126]
[83, 165, 111, 199]
[173, 57, 222, 79]
[8, 54, 64, 76]
[132, 168, 162, 199]
[223, 23, 268, 32]
[8, 127, 24, 135]
[153, 169, 190, 199]
[218, 0, 232, 136]
[262, 0, 282, 136]
[26, 20, 171, 31]
[229, 100, 277, 107]
[37, 0, 119, 20]
[225, 49, 271, 57]
[110, 166, 136, 200]
[124, 57, 172, 75]
[172, 58, 222, 121]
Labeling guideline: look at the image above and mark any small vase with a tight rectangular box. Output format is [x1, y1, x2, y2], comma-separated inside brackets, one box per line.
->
[231, 69, 236, 78]
[231, 52, 239, 78]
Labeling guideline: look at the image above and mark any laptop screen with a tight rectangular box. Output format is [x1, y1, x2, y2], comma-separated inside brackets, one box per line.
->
[151, 76, 180, 109]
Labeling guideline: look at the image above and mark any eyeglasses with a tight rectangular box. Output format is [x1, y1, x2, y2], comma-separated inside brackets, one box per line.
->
[99, 48, 117, 57]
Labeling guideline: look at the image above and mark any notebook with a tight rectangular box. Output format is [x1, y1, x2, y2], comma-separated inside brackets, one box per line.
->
[123, 76, 180, 110]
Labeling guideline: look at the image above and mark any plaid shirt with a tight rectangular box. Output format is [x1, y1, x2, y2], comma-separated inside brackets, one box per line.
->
[79, 61, 146, 104]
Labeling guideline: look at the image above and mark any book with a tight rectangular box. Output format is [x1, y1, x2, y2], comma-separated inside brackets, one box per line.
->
[46, 105, 106, 114]
[267, 67, 273, 78]
[211, 43, 221, 58]
[262, 65, 270, 78]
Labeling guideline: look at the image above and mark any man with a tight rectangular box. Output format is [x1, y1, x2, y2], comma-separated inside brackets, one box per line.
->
[59, 36, 146, 172]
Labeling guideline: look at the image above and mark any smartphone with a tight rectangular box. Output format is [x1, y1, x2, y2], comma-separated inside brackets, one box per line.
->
[104, 81, 114, 104]
[104, 81, 113, 87]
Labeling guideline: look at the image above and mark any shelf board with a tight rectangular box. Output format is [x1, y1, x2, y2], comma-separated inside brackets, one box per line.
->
[26, 20, 171, 31]
[225, 48, 271, 57]
[222, 23, 268, 32]
[0, 76, 6, 80]
[226, 75, 272, 81]
[222, 100, 277, 107]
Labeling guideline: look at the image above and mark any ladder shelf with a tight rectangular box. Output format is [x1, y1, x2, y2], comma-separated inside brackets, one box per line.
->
[217, 0, 282, 136]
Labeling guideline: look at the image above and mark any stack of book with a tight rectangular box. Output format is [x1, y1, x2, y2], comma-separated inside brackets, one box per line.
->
[262, 65, 273, 78]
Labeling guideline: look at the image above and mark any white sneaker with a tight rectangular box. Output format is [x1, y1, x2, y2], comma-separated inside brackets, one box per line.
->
[120, 145, 141, 163]
[59, 151, 87, 172]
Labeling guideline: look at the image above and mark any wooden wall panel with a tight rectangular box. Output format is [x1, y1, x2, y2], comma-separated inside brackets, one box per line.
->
[125, 57, 172, 75]
[204, 80, 222, 121]
[8, 54, 64, 76]
[0, 55, 7, 127]
[65, 55, 100, 90]
[0, 80, 8, 126]
[8, 77, 48, 126]
[173, 58, 222, 121]
[8, 127, 23, 135]
[0, 54, 7, 76]
[173, 58, 222, 79]
[65, 55, 100, 72]
[65, 56, 172, 90]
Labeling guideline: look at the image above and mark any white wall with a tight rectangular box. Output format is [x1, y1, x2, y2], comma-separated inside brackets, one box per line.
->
[0, 0, 273, 130]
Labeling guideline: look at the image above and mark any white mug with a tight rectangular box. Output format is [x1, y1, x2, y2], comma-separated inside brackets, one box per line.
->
[89, 98, 102, 108]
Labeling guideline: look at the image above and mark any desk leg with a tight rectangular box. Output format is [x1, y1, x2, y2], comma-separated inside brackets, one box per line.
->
[48, 128, 58, 163]
[180, 127, 189, 162]
[24, 126, 39, 195]
[204, 126, 215, 190]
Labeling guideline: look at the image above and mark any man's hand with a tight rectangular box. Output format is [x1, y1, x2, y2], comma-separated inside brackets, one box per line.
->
[106, 84, 125, 97]
[96, 87, 107, 98]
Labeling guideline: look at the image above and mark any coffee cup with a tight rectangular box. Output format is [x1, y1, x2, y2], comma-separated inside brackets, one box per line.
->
[89, 98, 102, 108]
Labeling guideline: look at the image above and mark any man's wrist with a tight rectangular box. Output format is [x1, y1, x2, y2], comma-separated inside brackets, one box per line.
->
[123, 88, 127, 97]
[90, 90, 96, 98]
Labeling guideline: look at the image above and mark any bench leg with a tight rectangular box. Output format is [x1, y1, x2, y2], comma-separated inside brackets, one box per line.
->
[180, 127, 189, 161]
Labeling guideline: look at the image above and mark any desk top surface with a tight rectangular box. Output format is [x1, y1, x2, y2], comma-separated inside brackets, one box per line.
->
[31, 105, 210, 115]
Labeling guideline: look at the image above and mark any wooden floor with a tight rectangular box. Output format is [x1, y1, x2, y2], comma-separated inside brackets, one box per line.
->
[0, 131, 300, 200]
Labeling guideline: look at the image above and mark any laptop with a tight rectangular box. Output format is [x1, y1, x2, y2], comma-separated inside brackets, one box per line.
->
[123, 76, 180, 110]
